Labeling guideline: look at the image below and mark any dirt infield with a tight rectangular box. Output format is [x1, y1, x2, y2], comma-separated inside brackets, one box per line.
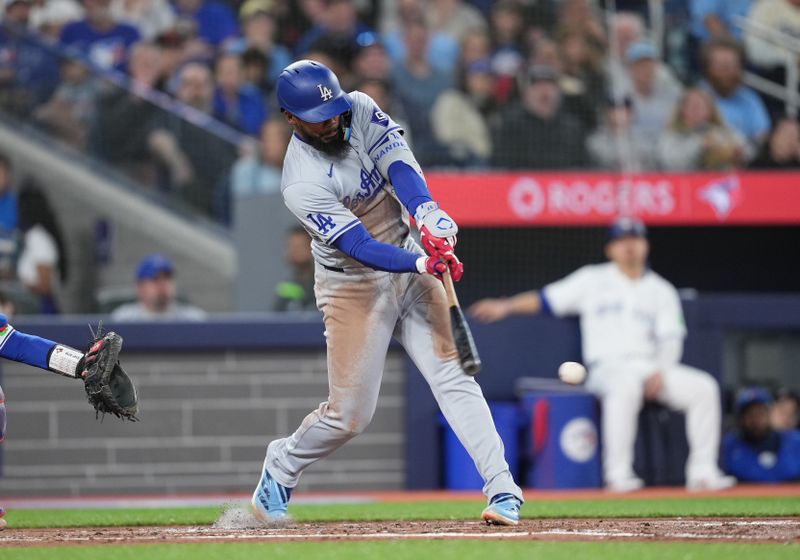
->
[1, 517, 798, 547]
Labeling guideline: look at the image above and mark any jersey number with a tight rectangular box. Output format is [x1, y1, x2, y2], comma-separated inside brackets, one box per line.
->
[307, 213, 336, 235]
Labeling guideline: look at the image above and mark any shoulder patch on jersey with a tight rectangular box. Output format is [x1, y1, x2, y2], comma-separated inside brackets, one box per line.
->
[371, 106, 389, 127]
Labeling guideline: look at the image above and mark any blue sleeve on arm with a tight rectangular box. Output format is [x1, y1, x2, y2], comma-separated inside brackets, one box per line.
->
[387, 161, 432, 217]
[333, 223, 419, 273]
[539, 290, 553, 316]
[0, 328, 56, 370]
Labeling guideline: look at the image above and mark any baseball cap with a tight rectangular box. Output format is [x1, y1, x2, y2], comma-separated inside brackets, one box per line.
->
[136, 254, 174, 281]
[239, 0, 275, 20]
[607, 217, 648, 242]
[626, 40, 658, 64]
[734, 387, 773, 415]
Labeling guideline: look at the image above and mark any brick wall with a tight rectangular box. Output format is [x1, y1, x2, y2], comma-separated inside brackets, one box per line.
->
[0, 350, 405, 496]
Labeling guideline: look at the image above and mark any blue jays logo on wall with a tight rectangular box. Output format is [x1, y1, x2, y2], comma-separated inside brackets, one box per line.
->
[699, 175, 741, 220]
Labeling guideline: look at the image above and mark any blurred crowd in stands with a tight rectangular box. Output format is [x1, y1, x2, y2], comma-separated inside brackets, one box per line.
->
[1, 0, 800, 223]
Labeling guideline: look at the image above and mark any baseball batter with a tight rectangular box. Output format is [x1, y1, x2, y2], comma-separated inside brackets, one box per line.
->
[251, 60, 523, 525]
[0, 313, 104, 529]
[470, 218, 736, 492]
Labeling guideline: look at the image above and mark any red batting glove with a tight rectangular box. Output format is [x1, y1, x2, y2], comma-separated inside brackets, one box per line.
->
[441, 251, 464, 282]
[419, 224, 457, 258]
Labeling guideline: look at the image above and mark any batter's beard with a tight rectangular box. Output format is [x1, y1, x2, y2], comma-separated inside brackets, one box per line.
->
[309, 132, 351, 159]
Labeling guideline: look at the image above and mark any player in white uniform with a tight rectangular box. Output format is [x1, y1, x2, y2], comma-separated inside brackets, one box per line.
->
[470, 218, 735, 492]
[251, 60, 523, 525]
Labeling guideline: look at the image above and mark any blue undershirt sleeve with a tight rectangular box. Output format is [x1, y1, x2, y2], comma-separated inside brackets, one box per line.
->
[0, 327, 57, 370]
[333, 223, 420, 273]
[387, 160, 432, 217]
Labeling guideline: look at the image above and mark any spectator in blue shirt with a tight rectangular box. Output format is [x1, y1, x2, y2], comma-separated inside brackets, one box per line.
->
[0, 0, 61, 114]
[172, 0, 238, 48]
[689, 0, 752, 42]
[0, 154, 17, 234]
[60, 0, 141, 70]
[700, 38, 770, 154]
[212, 51, 267, 136]
[723, 387, 800, 483]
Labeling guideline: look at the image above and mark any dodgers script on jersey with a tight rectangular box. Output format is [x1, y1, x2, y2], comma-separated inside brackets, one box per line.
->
[281, 91, 421, 270]
[542, 262, 686, 369]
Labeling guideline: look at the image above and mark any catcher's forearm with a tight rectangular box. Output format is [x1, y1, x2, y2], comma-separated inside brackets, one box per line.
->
[0, 325, 83, 378]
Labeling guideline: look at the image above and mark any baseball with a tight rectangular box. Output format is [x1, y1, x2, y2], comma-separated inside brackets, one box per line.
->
[558, 361, 587, 385]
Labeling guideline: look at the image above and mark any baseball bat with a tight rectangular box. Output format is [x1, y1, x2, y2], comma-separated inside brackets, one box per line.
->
[442, 269, 482, 376]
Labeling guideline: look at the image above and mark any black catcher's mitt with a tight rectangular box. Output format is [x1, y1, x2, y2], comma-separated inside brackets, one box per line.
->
[82, 328, 138, 421]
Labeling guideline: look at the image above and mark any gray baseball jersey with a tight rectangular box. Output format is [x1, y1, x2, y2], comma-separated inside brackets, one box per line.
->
[281, 91, 420, 270]
[262, 92, 523, 502]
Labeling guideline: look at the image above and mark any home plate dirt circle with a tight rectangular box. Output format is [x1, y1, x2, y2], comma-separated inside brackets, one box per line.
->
[2, 518, 798, 547]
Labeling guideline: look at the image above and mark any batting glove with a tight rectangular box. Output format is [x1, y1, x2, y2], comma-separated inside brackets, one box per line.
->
[415, 201, 458, 258]
[416, 254, 464, 282]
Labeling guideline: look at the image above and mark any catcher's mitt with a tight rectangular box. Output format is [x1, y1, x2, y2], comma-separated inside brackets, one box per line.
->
[83, 328, 139, 421]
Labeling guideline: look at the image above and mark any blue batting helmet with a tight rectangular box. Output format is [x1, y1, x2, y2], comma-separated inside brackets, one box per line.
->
[276, 60, 352, 123]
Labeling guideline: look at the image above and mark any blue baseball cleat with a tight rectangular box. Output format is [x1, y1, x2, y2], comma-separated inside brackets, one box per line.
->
[481, 493, 522, 526]
[251, 458, 292, 523]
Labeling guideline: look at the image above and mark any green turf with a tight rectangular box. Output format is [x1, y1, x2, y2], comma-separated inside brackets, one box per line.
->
[2, 541, 798, 560]
[5, 496, 799, 529]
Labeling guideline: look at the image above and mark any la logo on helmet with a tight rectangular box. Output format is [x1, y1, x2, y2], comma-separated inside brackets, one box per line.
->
[318, 84, 333, 101]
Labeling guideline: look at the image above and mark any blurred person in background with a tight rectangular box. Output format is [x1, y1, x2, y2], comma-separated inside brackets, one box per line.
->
[700, 38, 771, 154]
[431, 58, 494, 168]
[92, 41, 163, 185]
[390, 16, 453, 167]
[30, 0, 84, 43]
[750, 118, 800, 169]
[623, 40, 683, 145]
[0, 289, 15, 317]
[33, 58, 98, 148]
[487, 1, 525, 105]
[745, 0, 800, 106]
[0, 155, 17, 282]
[587, 95, 657, 172]
[771, 388, 800, 431]
[171, 0, 237, 48]
[606, 11, 645, 86]
[111, 253, 206, 320]
[0, 0, 61, 115]
[239, 47, 270, 99]
[555, 0, 606, 63]
[424, 0, 486, 44]
[556, 27, 605, 130]
[226, 0, 292, 88]
[349, 34, 392, 85]
[657, 87, 746, 171]
[212, 51, 268, 136]
[723, 387, 800, 482]
[16, 182, 67, 315]
[272, 226, 316, 312]
[689, 0, 752, 44]
[111, 0, 174, 41]
[0, 154, 17, 234]
[293, 0, 371, 59]
[59, 0, 141, 70]
[470, 218, 735, 492]
[492, 65, 589, 169]
[382, 0, 458, 75]
[230, 117, 290, 197]
[147, 61, 237, 214]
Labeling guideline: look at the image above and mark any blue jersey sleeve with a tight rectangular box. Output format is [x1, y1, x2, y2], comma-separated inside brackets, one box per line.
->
[0, 316, 56, 371]
[333, 223, 419, 273]
[387, 160, 432, 218]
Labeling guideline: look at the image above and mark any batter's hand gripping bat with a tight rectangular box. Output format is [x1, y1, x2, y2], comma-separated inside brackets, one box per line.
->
[442, 269, 481, 376]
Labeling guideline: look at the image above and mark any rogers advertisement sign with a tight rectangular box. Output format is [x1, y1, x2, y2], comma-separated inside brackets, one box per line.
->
[425, 171, 800, 226]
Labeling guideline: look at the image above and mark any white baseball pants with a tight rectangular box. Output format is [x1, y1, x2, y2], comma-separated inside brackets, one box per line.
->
[586, 360, 724, 486]
[265, 259, 522, 501]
